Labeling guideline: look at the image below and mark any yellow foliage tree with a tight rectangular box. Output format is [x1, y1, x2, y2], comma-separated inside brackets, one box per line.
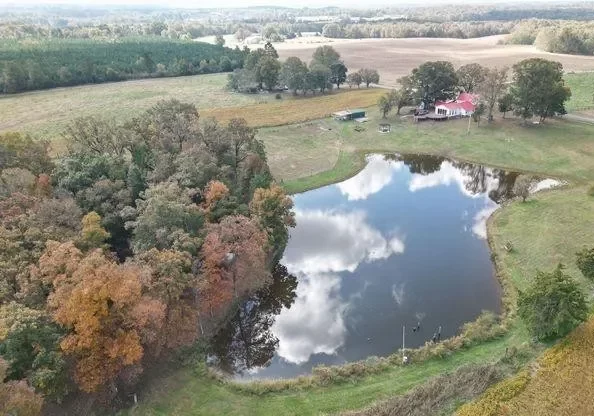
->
[44, 244, 165, 392]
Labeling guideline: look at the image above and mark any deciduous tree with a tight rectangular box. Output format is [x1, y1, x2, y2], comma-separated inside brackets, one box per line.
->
[478, 67, 508, 121]
[280, 57, 308, 94]
[411, 61, 458, 106]
[511, 58, 571, 122]
[359, 68, 380, 88]
[311, 45, 341, 68]
[201, 216, 270, 317]
[456, 63, 486, 92]
[45, 245, 165, 392]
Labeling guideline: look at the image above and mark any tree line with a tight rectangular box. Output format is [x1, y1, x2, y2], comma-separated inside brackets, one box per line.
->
[377, 58, 571, 124]
[506, 19, 594, 55]
[0, 100, 295, 413]
[228, 43, 380, 94]
[0, 38, 246, 94]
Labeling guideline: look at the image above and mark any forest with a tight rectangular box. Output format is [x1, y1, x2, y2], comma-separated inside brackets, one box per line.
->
[0, 38, 246, 93]
[0, 101, 295, 413]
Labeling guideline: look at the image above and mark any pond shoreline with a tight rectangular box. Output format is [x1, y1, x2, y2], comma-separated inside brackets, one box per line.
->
[210, 153, 522, 388]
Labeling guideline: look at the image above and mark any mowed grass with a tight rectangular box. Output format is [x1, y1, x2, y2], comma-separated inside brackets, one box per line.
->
[258, 108, 594, 189]
[565, 72, 594, 112]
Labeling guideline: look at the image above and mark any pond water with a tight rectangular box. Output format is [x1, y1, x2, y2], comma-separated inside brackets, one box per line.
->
[210, 154, 521, 380]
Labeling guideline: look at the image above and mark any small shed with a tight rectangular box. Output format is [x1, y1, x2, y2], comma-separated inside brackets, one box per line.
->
[333, 109, 367, 121]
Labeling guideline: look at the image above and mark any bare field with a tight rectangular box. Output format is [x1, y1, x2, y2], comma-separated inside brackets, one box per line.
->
[273, 36, 594, 85]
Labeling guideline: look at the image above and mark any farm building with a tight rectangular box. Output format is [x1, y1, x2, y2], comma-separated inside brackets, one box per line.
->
[434, 92, 479, 117]
[333, 109, 367, 121]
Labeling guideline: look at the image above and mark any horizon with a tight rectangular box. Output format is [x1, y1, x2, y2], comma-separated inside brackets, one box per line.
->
[0, 0, 589, 9]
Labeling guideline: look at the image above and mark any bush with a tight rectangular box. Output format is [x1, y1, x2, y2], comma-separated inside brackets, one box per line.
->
[576, 247, 594, 280]
[588, 185, 594, 197]
[518, 264, 588, 340]
[275, 93, 282, 99]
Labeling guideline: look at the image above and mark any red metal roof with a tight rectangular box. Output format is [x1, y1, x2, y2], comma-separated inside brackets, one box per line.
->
[457, 92, 479, 103]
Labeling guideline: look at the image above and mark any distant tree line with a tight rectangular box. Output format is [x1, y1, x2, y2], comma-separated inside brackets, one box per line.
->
[0, 37, 246, 94]
[227, 43, 379, 94]
[506, 20, 594, 55]
[321, 20, 514, 40]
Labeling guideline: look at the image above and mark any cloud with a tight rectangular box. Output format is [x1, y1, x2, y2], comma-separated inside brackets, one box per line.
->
[408, 161, 499, 198]
[282, 209, 405, 275]
[336, 155, 403, 201]
[391, 283, 405, 306]
[271, 273, 346, 364]
[471, 203, 498, 239]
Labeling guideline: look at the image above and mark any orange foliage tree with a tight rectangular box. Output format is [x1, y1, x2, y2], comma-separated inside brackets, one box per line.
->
[201, 215, 270, 319]
[0, 358, 43, 416]
[203, 180, 230, 211]
[134, 248, 201, 351]
[40, 242, 165, 392]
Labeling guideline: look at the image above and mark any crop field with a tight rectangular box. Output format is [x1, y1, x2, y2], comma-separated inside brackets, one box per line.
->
[272, 36, 594, 86]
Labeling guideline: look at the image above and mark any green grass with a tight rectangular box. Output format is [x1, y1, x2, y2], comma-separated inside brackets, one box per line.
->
[565, 72, 594, 112]
[265, 108, 594, 190]
[129, 325, 530, 416]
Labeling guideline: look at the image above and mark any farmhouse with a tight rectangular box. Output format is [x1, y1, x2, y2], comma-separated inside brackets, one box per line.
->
[333, 109, 367, 121]
[434, 92, 479, 118]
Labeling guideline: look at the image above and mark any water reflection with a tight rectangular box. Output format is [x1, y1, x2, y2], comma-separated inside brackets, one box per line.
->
[283, 209, 405, 275]
[211, 154, 520, 379]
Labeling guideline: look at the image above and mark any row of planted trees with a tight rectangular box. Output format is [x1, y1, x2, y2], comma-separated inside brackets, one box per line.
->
[0, 100, 295, 414]
[378, 57, 571, 124]
[228, 43, 380, 94]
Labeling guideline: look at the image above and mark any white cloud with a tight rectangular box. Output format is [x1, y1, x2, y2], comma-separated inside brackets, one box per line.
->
[471, 203, 498, 239]
[408, 161, 500, 198]
[282, 209, 405, 275]
[337, 155, 403, 201]
[391, 283, 405, 306]
[271, 273, 346, 364]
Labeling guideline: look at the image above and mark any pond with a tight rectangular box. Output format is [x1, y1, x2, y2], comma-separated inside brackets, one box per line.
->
[210, 154, 521, 380]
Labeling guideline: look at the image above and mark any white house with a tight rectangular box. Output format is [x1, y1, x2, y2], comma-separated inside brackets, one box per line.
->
[434, 92, 479, 117]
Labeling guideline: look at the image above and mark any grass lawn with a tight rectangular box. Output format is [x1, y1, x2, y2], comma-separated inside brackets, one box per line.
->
[258, 108, 594, 191]
[565, 72, 594, 113]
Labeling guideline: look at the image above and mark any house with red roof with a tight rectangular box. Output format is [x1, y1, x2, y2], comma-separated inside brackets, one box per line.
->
[434, 92, 479, 118]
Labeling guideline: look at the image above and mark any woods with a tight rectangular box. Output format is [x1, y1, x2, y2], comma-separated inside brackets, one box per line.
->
[0, 100, 294, 411]
[0, 38, 245, 94]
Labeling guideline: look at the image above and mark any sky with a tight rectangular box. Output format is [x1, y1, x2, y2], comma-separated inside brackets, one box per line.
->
[0, 0, 579, 8]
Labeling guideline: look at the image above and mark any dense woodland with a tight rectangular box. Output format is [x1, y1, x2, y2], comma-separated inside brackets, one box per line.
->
[0, 38, 245, 93]
[0, 101, 295, 413]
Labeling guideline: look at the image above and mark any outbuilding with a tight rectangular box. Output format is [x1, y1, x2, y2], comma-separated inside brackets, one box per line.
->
[333, 109, 367, 121]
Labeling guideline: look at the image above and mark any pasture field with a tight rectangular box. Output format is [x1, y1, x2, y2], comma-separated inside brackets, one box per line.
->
[565, 71, 594, 115]
[272, 36, 594, 85]
[0, 73, 382, 148]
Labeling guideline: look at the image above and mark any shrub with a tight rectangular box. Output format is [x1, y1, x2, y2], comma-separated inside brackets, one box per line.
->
[576, 247, 594, 280]
[275, 93, 282, 99]
[518, 264, 588, 340]
[588, 185, 594, 197]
